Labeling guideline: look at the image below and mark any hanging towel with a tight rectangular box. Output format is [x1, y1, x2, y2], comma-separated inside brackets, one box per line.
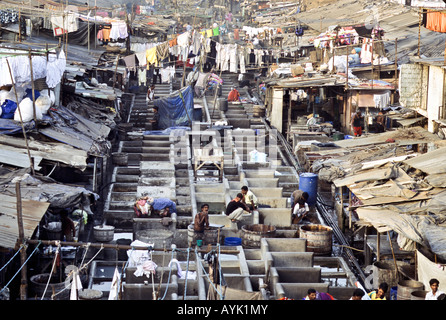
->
[206, 29, 213, 37]
[212, 27, 220, 36]
[123, 54, 136, 70]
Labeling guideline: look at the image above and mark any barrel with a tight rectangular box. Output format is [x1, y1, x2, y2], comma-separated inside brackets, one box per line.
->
[372, 261, 398, 293]
[224, 237, 242, 246]
[299, 172, 318, 206]
[204, 227, 220, 245]
[397, 280, 424, 300]
[135, 229, 173, 249]
[112, 152, 128, 166]
[218, 98, 228, 112]
[29, 273, 70, 300]
[42, 225, 62, 241]
[93, 225, 115, 242]
[411, 290, 428, 300]
[78, 289, 103, 300]
[241, 224, 276, 248]
[299, 224, 332, 256]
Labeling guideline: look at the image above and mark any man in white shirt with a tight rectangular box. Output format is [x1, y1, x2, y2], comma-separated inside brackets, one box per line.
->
[425, 278, 445, 300]
[241, 186, 258, 211]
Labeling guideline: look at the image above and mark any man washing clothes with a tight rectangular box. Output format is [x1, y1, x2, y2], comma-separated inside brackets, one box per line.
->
[227, 87, 241, 102]
[225, 193, 251, 222]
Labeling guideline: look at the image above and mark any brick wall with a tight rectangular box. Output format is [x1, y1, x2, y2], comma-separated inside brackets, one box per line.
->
[399, 64, 423, 109]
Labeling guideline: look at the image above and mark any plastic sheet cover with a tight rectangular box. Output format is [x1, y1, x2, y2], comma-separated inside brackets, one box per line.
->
[154, 86, 194, 130]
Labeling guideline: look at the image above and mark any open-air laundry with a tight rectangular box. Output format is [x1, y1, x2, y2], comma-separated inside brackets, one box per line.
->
[0, 49, 66, 89]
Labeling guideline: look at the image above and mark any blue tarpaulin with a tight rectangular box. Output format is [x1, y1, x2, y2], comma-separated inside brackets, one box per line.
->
[0, 118, 35, 135]
[154, 86, 194, 130]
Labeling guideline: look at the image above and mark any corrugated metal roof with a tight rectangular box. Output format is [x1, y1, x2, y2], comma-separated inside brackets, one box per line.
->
[0, 195, 49, 249]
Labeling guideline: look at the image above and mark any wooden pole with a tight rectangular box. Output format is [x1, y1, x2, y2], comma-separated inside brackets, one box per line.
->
[28, 50, 37, 126]
[418, 10, 421, 58]
[5, 59, 35, 176]
[393, 38, 398, 104]
[16, 182, 28, 300]
[387, 231, 399, 283]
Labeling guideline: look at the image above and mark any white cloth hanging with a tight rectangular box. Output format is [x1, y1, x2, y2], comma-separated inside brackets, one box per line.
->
[108, 267, 121, 300]
[229, 44, 238, 73]
[239, 51, 246, 74]
[168, 259, 197, 280]
[46, 49, 66, 88]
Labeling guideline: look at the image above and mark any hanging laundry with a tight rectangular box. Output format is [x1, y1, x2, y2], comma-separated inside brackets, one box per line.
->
[135, 51, 147, 67]
[110, 21, 128, 40]
[373, 91, 391, 109]
[146, 46, 158, 66]
[168, 37, 177, 47]
[123, 54, 137, 70]
[212, 27, 220, 36]
[159, 66, 175, 84]
[138, 68, 147, 86]
[206, 29, 213, 37]
[229, 44, 238, 73]
[156, 42, 169, 62]
[239, 51, 246, 74]
[177, 31, 190, 47]
[46, 49, 66, 88]
[50, 12, 78, 34]
[234, 29, 240, 40]
[101, 26, 111, 42]
[360, 38, 373, 64]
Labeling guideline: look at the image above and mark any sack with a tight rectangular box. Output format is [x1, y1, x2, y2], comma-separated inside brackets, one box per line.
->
[14, 97, 42, 122]
[35, 95, 52, 114]
[1, 99, 18, 119]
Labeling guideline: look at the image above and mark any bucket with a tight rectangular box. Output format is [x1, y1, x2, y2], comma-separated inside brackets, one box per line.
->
[299, 172, 318, 206]
[29, 273, 70, 300]
[224, 237, 242, 246]
[372, 261, 398, 292]
[93, 225, 115, 242]
[204, 227, 220, 245]
[241, 224, 276, 248]
[78, 289, 103, 300]
[112, 152, 128, 166]
[299, 224, 332, 256]
[397, 280, 424, 300]
[135, 229, 173, 249]
[218, 98, 228, 112]
[411, 290, 428, 300]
